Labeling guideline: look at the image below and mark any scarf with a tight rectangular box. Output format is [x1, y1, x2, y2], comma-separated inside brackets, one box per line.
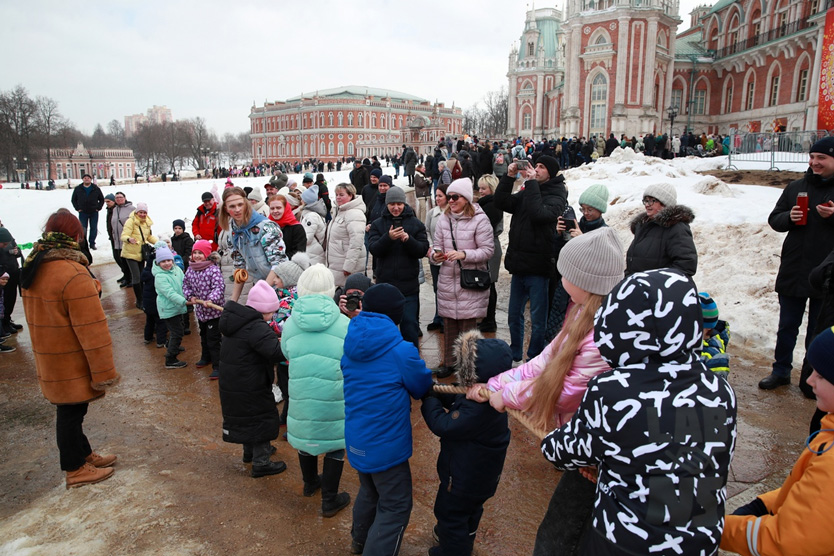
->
[188, 260, 213, 272]
[20, 232, 85, 289]
[269, 208, 298, 228]
[231, 212, 267, 249]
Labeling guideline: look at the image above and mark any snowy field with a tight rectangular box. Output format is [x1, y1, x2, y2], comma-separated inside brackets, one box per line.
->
[0, 149, 809, 353]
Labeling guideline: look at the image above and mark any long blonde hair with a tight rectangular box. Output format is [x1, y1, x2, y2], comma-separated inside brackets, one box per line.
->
[523, 293, 603, 432]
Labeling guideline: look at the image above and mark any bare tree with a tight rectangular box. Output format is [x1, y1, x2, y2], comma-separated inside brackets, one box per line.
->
[35, 96, 68, 180]
[107, 119, 126, 147]
[222, 132, 249, 167]
[129, 122, 165, 176]
[483, 87, 509, 137]
[0, 85, 39, 179]
[89, 123, 108, 148]
[182, 117, 216, 169]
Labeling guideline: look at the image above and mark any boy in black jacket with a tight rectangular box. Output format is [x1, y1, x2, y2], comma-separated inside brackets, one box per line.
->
[421, 330, 512, 556]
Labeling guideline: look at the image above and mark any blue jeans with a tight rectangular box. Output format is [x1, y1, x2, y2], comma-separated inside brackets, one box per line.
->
[508, 274, 550, 361]
[772, 294, 822, 378]
[78, 211, 99, 248]
[352, 461, 412, 556]
[400, 294, 420, 348]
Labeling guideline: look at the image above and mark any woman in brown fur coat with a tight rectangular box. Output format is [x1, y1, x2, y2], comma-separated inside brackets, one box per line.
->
[21, 210, 120, 489]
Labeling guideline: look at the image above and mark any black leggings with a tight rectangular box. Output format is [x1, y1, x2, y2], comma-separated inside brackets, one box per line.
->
[56, 403, 92, 471]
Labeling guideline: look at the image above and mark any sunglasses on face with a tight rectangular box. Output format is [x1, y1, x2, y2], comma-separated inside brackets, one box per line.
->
[642, 197, 660, 207]
[447, 194, 464, 202]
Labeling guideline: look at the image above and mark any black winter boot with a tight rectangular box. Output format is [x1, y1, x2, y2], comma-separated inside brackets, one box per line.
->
[298, 452, 322, 497]
[320, 458, 350, 517]
[132, 284, 143, 310]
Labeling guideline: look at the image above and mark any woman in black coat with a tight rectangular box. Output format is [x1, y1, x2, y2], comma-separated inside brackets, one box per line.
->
[476, 175, 503, 332]
[625, 183, 697, 276]
[219, 285, 287, 478]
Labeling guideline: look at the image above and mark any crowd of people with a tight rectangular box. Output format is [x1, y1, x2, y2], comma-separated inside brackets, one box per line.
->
[1, 132, 833, 556]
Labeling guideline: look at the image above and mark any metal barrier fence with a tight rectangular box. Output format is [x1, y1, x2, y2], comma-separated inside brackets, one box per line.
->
[726, 130, 830, 171]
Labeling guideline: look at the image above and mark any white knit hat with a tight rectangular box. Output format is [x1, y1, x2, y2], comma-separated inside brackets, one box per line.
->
[557, 227, 624, 296]
[643, 183, 677, 207]
[297, 263, 335, 297]
[447, 178, 473, 203]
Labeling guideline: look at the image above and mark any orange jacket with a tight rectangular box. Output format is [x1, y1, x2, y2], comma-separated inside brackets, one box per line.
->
[720, 413, 834, 555]
[21, 248, 119, 404]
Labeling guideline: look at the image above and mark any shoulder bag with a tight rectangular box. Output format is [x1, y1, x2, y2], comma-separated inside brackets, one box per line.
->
[449, 216, 491, 290]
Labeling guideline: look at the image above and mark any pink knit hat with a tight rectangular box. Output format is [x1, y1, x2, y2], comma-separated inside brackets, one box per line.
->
[246, 280, 280, 313]
[192, 240, 212, 260]
[447, 178, 473, 203]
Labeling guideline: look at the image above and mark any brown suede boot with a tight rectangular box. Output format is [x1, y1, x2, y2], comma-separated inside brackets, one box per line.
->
[66, 463, 114, 489]
[85, 452, 117, 468]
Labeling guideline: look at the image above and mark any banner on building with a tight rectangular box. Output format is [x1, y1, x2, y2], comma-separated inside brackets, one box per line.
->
[818, 7, 834, 130]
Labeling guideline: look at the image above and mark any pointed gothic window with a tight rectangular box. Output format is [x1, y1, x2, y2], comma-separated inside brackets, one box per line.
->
[590, 73, 608, 136]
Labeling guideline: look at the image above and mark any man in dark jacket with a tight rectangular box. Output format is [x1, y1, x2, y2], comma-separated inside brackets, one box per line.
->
[402, 145, 418, 187]
[604, 133, 620, 157]
[70, 173, 105, 249]
[367, 186, 429, 347]
[494, 155, 566, 362]
[0, 226, 22, 335]
[349, 160, 370, 195]
[759, 136, 834, 390]
[362, 169, 383, 216]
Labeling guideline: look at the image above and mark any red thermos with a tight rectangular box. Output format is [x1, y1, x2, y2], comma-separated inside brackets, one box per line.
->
[797, 192, 808, 225]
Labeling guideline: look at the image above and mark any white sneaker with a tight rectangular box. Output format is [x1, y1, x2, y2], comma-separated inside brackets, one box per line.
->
[272, 384, 283, 404]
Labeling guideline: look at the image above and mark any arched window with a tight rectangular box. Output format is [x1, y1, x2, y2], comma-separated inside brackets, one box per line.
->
[320, 141, 325, 155]
[358, 112, 364, 126]
[693, 79, 708, 115]
[527, 42, 535, 56]
[590, 73, 608, 135]
[399, 115, 404, 128]
[348, 142, 355, 155]
[795, 54, 811, 102]
[338, 142, 344, 155]
[338, 112, 344, 126]
[768, 64, 781, 107]
[381, 115, 386, 128]
[744, 71, 756, 110]
[522, 112, 532, 130]
[372, 113, 377, 128]
[328, 113, 334, 126]
[328, 142, 334, 155]
[320, 114, 324, 127]
[348, 112, 354, 126]
[722, 77, 734, 114]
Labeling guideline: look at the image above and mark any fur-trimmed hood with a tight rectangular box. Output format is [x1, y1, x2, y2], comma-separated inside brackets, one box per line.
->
[454, 330, 513, 387]
[629, 204, 695, 232]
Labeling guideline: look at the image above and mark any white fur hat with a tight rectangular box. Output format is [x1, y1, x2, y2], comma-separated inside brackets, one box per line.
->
[297, 263, 335, 297]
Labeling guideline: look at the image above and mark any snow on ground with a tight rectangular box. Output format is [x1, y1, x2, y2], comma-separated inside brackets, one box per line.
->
[0, 149, 808, 354]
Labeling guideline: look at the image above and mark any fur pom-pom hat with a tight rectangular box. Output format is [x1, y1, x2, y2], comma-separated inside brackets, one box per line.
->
[297, 263, 335, 297]
[454, 330, 513, 387]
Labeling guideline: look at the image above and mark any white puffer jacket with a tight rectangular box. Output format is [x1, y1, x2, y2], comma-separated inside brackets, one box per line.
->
[325, 197, 367, 287]
[433, 205, 494, 320]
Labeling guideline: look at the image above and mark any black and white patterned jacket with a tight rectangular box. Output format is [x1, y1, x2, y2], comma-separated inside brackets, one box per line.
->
[541, 269, 737, 556]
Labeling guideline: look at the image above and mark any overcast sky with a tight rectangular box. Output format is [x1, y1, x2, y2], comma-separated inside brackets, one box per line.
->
[1, 0, 708, 137]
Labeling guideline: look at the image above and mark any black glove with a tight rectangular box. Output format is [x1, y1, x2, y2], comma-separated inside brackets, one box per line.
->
[732, 497, 768, 517]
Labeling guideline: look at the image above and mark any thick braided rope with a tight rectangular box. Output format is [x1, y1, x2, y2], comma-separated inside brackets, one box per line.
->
[432, 384, 548, 440]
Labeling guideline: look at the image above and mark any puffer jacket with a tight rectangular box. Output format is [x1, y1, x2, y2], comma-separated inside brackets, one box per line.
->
[182, 262, 225, 322]
[625, 205, 697, 276]
[21, 248, 119, 405]
[768, 168, 834, 297]
[192, 202, 219, 251]
[152, 261, 187, 319]
[342, 310, 433, 473]
[325, 196, 367, 287]
[421, 330, 511, 499]
[487, 305, 610, 428]
[433, 206, 494, 320]
[367, 204, 429, 297]
[300, 201, 327, 265]
[110, 201, 134, 250]
[281, 294, 350, 456]
[542, 269, 736, 556]
[494, 173, 566, 277]
[720, 413, 834, 556]
[219, 301, 284, 445]
[120, 211, 157, 262]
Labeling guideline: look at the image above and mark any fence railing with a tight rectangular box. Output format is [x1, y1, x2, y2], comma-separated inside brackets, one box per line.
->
[714, 19, 812, 60]
[725, 130, 830, 171]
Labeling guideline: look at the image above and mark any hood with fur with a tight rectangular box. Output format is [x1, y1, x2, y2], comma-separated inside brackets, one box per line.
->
[454, 330, 513, 387]
[629, 204, 694, 232]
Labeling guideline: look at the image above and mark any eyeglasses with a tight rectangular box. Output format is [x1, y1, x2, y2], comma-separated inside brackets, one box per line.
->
[642, 197, 660, 207]
[447, 194, 465, 202]
[579, 206, 598, 214]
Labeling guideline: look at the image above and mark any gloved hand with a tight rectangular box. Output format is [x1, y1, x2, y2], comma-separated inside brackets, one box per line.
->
[732, 497, 768, 517]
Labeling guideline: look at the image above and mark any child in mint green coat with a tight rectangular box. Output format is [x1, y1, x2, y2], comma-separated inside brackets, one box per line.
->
[153, 246, 187, 369]
[281, 264, 351, 518]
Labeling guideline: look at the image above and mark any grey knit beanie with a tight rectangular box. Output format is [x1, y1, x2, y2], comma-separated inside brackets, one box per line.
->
[643, 183, 677, 207]
[578, 183, 609, 214]
[557, 227, 624, 296]
[385, 186, 407, 205]
[274, 252, 311, 288]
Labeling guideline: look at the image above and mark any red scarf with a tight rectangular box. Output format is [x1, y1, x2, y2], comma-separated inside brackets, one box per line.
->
[269, 209, 298, 228]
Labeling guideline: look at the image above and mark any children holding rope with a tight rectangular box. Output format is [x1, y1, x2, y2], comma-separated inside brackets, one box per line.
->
[182, 239, 225, 379]
[466, 227, 624, 555]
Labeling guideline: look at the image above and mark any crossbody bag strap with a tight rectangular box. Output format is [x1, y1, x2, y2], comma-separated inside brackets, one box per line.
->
[447, 215, 464, 272]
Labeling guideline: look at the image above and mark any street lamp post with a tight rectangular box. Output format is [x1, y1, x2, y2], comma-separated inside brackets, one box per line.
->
[667, 105, 679, 140]
[12, 156, 28, 187]
[201, 147, 210, 174]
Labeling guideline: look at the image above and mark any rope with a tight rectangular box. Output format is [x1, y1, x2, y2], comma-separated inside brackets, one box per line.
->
[187, 300, 224, 311]
[432, 384, 548, 440]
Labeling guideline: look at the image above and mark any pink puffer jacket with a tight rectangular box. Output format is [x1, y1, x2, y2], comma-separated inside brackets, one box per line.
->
[486, 314, 610, 428]
[433, 205, 494, 320]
